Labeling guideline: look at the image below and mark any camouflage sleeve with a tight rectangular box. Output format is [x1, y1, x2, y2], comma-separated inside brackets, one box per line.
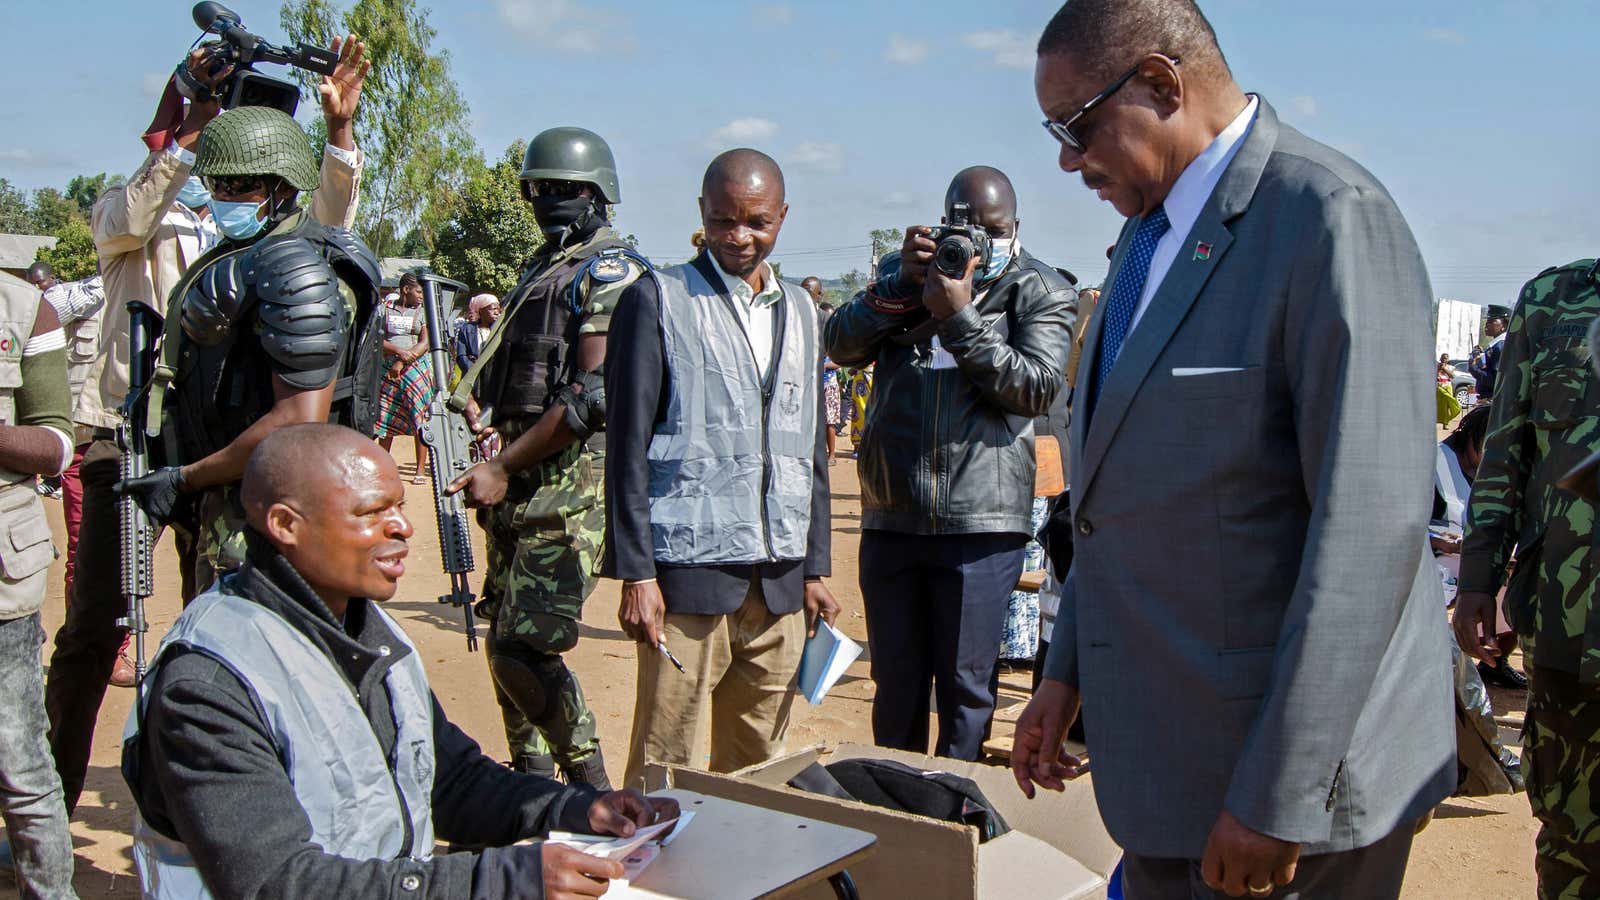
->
[1460, 281, 1537, 594]
[575, 260, 646, 339]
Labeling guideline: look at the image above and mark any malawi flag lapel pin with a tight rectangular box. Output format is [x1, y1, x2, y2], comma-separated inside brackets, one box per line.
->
[1193, 241, 1213, 261]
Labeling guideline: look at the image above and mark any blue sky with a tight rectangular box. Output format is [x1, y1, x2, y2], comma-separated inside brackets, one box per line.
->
[5, 0, 1596, 303]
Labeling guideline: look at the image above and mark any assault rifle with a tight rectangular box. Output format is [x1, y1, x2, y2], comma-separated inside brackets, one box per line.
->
[118, 302, 160, 683]
[416, 274, 479, 651]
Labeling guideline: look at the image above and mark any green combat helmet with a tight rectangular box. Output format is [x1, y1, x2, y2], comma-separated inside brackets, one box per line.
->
[520, 127, 621, 204]
[193, 106, 320, 192]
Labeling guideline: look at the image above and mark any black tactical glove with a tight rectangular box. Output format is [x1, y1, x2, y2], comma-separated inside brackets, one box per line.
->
[115, 466, 190, 525]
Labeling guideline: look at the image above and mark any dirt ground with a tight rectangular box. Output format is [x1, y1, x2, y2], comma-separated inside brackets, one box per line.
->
[33, 443, 1536, 898]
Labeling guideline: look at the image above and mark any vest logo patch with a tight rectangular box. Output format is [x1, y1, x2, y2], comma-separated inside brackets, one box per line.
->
[0, 337, 14, 354]
[590, 255, 628, 283]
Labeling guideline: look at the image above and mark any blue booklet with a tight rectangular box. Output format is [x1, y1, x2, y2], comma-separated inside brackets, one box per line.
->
[797, 619, 863, 705]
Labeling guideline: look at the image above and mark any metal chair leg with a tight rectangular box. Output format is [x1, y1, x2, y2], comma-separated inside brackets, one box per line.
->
[829, 870, 860, 900]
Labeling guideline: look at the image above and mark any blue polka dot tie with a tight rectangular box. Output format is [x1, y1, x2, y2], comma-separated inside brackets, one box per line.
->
[1092, 206, 1170, 414]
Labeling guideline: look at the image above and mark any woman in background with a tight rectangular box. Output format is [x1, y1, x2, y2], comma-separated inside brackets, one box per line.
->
[374, 272, 435, 484]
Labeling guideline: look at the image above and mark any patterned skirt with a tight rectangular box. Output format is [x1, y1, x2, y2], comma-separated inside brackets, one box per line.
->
[823, 370, 844, 428]
[374, 355, 435, 439]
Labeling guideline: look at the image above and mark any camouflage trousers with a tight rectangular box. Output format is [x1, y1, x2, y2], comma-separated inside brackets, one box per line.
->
[476, 444, 605, 768]
[190, 486, 248, 599]
[1523, 657, 1600, 899]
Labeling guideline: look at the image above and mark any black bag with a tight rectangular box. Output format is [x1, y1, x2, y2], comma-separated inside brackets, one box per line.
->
[787, 759, 1011, 843]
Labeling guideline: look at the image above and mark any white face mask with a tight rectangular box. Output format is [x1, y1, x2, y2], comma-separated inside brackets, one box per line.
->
[981, 237, 1017, 282]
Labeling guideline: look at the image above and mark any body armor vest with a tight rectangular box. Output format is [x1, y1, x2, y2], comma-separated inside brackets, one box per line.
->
[165, 216, 383, 465]
[485, 232, 632, 426]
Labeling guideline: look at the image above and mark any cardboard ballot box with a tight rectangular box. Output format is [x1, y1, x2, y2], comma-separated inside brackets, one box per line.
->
[648, 743, 1118, 900]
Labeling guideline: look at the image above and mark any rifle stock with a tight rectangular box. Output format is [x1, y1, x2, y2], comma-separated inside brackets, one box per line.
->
[118, 302, 160, 684]
[416, 274, 479, 651]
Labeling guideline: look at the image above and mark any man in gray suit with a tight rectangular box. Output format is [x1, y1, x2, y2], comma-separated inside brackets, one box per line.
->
[1008, 2, 1455, 897]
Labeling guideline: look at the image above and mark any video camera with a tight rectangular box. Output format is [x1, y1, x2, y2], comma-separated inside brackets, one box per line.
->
[930, 202, 993, 279]
[177, 2, 337, 115]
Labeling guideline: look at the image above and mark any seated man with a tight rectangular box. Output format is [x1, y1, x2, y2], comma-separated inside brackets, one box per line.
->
[123, 423, 676, 900]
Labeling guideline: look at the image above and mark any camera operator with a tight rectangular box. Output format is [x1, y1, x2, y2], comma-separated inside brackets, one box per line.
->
[30, 34, 369, 859]
[824, 166, 1076, 760]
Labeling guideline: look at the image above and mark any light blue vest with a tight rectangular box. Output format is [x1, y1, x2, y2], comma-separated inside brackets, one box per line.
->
[647, 262, 818, 565]
[124, 585, 436, 899]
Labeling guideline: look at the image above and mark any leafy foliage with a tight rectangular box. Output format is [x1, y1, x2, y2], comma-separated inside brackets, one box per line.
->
[35, 217, 97, 281]
[281, 0, 478, 258]
[430, 142, 543, 295]
[0, 180, 32, 234]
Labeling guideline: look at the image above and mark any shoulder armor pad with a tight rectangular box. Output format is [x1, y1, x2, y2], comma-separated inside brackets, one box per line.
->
[315, 227, 383, 296]
[244, 236, 350, 391]
[180, 254, 250, 346]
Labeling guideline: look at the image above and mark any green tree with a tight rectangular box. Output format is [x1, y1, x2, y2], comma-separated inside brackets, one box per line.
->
[281, 0, 478, 257]
[839, 269, 867, 296]
[869, 228, 904, 260]
[29, 189, 80, 235]
[65, 173, 125, 220]
[430, 142, 542, 295]
[35, 218, 96, 281]
[0, 180, 31, 234]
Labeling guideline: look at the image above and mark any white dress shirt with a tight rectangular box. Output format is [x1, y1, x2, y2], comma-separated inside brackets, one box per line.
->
[706, 251, 782, 377]
[1128, 96, 1259, 334]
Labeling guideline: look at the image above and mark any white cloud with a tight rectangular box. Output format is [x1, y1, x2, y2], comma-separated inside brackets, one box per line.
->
[752, 3, 793, 27]
[962, 29, 1034, 70]
[495, 0, 633, 54]
[708, 117, 781, 149]
[0, 149, 35, 163]
[884, 34, 930, 66]
[790, 141, 844, 174]
[1291, 95, 1318, 118]
[142, 72, 170, 98]
[1423, 26, 1467, 45]
[882, 191, 918, 211]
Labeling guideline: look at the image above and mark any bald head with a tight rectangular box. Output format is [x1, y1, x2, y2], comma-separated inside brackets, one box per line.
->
[242, 424, 392, 527]
[945, 166, 1018, 228]
[701, 149, 786, 203]
[801, 276, 824, 301]
[698, 149, 790, 283]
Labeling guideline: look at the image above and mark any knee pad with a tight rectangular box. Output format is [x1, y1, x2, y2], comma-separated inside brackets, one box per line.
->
[489, 643, 568, 726]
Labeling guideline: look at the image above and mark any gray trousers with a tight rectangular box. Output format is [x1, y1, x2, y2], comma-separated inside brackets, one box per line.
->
[1122, 820, 1416, 900]
[0, 613, 76, 898]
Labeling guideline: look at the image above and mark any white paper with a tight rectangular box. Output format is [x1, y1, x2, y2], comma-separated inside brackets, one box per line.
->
[798, 620, 864, 705]
[546, 812, 697, 889]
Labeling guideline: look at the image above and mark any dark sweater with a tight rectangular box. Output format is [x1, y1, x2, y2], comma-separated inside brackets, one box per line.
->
[601, 252, 831, 616]
[123, 534, 599, 900]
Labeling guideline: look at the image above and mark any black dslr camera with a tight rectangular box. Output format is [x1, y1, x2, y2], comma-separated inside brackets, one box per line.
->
[177, 2, 338, 115]
[930, 202, 993, 279]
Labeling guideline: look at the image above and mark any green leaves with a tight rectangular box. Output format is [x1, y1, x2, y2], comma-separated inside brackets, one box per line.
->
[430, 142, 544, 296]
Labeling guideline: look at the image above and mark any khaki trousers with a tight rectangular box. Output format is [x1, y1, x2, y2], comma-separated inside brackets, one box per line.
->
[623, 581, 803, 790]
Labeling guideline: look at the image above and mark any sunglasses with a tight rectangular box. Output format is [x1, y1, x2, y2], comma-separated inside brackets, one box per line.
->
[1042, 55, 1180, 153]
[203, 174, 278, 198]
[522, 179, 593, 201]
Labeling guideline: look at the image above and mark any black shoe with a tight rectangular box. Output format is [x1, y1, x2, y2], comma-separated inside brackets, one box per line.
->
[1478, 659, 1529, 691]
[561, 750, 613, 791]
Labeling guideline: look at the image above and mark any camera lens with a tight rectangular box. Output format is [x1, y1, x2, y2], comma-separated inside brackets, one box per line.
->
[934, 235, 974, 278]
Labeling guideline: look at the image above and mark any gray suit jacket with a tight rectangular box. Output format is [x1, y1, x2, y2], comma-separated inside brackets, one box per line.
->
[1043, 98, 1454, 858]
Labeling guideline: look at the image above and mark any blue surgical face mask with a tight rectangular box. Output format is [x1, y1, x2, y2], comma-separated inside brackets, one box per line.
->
[981, 237, 1016, 282]
[210, 198, 268, 241]
[176, 176, 211, 210]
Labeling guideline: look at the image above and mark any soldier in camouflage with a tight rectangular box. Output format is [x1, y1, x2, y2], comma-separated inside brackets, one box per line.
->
[118, 100, 384, 597]
[1456, 258, 1600, 899]
[447, 127, 648, 790]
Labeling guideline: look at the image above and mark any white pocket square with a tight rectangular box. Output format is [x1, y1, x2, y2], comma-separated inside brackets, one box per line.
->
[1171, 367, 1246, 377]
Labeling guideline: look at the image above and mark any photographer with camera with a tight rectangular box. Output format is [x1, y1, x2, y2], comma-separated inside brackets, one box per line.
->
[32, 28, 369, 861]
[824, 166, 1076, 760]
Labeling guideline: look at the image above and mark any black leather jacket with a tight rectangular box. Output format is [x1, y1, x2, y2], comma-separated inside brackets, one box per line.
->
[825, 249, 1076, 536]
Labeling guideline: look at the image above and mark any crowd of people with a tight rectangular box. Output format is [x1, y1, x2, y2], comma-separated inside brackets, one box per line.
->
[0, 0, 1595, 898]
